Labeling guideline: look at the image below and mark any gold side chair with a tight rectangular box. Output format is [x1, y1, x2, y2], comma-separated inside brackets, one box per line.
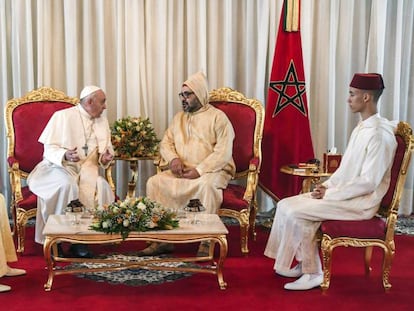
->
[320, 121, 414, 292]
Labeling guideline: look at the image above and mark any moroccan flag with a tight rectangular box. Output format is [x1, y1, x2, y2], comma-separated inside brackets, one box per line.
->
[259, 0, 314, 200]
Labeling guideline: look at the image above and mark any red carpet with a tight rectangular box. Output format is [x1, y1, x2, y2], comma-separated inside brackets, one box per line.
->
[1, 225, 413, 311]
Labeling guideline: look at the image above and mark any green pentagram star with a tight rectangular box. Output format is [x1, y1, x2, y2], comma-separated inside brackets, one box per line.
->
[269, 60, 307, 117]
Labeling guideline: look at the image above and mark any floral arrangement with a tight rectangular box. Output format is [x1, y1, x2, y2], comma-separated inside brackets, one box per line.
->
[90, 197, 179, 240]
[111, 116, 160, 158]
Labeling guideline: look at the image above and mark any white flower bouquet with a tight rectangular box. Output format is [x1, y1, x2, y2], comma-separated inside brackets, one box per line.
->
[90, 197, 179, 240]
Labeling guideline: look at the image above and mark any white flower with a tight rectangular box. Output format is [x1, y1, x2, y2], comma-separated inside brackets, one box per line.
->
[137, 202, 146, 210]
[102, 221, 110, 229]
[123, 219, 130, 227]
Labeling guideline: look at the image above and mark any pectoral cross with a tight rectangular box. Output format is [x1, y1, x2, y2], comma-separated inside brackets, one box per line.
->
[82, 144, 88, 156]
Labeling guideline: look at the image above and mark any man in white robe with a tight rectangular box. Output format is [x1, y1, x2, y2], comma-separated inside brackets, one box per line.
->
[140, 72, 236, 256]
[1, 194, 26, 293]
[27, 86, 115, 256]
[264, 73, 398, 290]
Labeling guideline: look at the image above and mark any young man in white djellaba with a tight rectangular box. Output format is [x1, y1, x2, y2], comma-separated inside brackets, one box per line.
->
[264, 73, 397, 290]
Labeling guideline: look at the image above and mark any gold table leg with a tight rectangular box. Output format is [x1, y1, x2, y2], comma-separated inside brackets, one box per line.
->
[126, 160, 138, 198]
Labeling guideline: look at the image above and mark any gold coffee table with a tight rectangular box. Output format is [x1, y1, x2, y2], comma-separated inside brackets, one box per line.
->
[43, 214, 228, 291]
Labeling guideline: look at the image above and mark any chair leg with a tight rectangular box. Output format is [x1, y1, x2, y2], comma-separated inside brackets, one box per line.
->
[11, 203, 17, 237]
[249, 202, 258, 241]
[364, 246, 373, 275]
[16, 211, 28, 253]
[320, 237, 333, 292]
[240, 222, 249, 255]
[239, 211, 250, 255]
[382, 246, 394, 291]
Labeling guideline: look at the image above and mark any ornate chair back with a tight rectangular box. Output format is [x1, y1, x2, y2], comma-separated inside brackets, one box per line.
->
[4, 87, 78, 253]
[320, 121, 414, 292]
[209, 87, 264, 254]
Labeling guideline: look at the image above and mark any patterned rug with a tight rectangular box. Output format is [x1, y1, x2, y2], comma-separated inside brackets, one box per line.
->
[394, 214, 414, 235]
[65, 253, 198, 286]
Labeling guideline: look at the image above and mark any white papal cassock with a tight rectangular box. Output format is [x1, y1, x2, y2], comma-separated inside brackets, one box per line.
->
[27, 105, 114, 244]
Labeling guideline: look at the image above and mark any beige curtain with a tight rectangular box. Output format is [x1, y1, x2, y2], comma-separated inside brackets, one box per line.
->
[1, 0, 413, 214]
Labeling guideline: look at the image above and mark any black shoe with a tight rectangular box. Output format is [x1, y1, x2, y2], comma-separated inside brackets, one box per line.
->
[69, 244, 93, 258]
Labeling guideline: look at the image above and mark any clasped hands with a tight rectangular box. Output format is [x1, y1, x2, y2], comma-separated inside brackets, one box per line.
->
[170, 158, 200, 179]
[311, 183, 326, 199]
[65, 148, 80, 162]
[65, 148, 113, 165]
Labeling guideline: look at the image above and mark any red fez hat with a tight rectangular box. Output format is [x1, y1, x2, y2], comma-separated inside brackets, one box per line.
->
[350, 73, 385, 90]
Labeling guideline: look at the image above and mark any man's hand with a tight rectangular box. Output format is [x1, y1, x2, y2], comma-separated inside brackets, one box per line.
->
[311, 184, 326, 199]
[65, 148, 80, 162]
[170, 158, 184, 177]
[101, 149, 114, 165]
[181, 168, 200, 179]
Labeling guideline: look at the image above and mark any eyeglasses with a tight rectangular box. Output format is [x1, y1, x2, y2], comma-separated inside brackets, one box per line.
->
[178, 91, 194, 99]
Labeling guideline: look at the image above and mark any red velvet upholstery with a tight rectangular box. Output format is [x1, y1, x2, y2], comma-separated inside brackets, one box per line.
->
[14, 186, 38, 211]
[210, 101, 256, 173]
[380, 135, 405, 210]
[320, 218, 386, 239]
[11, 101, 74, 173]
[208, 87, 264, 254]
[222, 184, 249, 211]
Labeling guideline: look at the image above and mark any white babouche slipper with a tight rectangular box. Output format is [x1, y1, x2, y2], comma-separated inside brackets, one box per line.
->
[284, 273, 323, 290]
[5, 266, 26, 277]
[275, 263, 303, 278]
[0, 284, 11, 293]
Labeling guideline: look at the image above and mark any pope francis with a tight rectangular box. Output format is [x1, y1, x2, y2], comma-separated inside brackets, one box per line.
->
[27, 86, 115, 251]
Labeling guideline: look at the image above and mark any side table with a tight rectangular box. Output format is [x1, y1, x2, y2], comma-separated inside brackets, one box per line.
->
[115, 156, 156, 198]
[280, 165, 331, 193]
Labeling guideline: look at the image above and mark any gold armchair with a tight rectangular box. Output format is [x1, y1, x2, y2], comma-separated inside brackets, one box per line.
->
[4, 87, 78, 253]
[206, 87, 264, 254]
[320, 121, 414, 292]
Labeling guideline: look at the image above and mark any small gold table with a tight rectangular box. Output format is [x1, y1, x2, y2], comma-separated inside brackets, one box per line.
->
[115, 156, 156, 198]
[280, 165, 331, 193]
[43, 214, 228, 291]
